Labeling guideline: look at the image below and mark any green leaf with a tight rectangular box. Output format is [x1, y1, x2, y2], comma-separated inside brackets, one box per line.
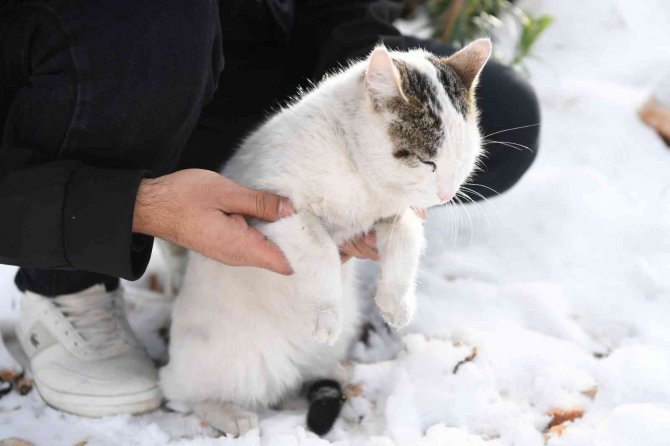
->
[426, 0, 553, 65]
[514, 13, 554, 64]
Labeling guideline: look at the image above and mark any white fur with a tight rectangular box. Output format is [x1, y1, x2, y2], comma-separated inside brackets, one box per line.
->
[160, 42, 489, 436]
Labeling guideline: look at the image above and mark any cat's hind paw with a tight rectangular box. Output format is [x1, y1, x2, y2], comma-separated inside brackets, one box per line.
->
[194, 401, 259, 437]
[313, 305, 342, 345]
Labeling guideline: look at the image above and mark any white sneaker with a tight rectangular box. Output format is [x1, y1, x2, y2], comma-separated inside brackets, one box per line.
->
[15, 285, 161, 417]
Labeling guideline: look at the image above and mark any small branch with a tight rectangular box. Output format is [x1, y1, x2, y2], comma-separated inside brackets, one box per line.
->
[452, 347, 477, 374]
[440, 0, 465, 42]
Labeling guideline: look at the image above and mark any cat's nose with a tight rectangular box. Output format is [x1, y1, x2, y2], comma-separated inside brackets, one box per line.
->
[438, 177, 456, 202]
[438, 191, 454, 202]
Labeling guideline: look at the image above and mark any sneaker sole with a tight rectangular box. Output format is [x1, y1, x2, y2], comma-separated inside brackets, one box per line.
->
[35, 377, 162, 417]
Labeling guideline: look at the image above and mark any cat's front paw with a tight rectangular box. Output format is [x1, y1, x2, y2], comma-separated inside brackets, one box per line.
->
[375, 286, 416, 329]
[312, 303, 342, 345]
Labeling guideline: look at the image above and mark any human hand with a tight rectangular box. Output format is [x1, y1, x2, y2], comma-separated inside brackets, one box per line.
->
[639, 97, 670, 145]
[339, 207, 426, 263]
[339, 233, 379, 263]
[133, 169, 293, 274]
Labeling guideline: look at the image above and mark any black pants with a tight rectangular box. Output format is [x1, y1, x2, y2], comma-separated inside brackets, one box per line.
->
[13, 2, 540, 297]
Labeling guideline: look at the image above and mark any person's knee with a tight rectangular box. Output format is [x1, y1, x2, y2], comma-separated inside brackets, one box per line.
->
[510, 73, 541, 175]
[479, 62, 541, 164]
[473, 60, 541, 195]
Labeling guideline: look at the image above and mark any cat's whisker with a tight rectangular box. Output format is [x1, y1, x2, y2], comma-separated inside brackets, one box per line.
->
[463, 182, 500, 197]
[452, 195, 466, 243]
[450, 196, 465, 244]
[458, 196, 474, 245]
[458, 187, 495, 222]
[385, 212, 401, 257]
[456, 190, 492, 232]
[460, 185, 499, 222]
[452, 201, 460, 245]
[483, 140, 525, 152]
[445, 198, 458, 245]
[459, 186, 493, 207]
[482, 123, 539, 140]
[498, 140, 534, 153]
[483, 139, 534, 153]
[456, 190, 478, 215]
[483, 140, 522, 151]
[453, 195, 475, 246]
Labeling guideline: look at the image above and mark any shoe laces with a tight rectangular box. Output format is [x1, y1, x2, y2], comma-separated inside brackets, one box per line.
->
[54, 288, 130, 352]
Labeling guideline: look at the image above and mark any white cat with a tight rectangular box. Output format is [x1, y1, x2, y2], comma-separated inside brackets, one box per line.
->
[160, 39, 492, 436]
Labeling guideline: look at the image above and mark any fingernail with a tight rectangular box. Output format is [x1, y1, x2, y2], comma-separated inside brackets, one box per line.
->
[278, 199, 294, 218]
[364, 233, 376, 247]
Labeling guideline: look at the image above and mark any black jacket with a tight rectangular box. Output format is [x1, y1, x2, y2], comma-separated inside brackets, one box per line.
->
[0, 0, 402, 280]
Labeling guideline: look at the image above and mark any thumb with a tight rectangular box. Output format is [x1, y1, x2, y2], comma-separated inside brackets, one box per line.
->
[228, 223, 293, 275]
[222, 182, 294, 222]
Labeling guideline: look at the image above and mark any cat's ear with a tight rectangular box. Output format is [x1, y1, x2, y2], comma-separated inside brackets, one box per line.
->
[445, 38, 492, 91]
[365, 46, 404, 109]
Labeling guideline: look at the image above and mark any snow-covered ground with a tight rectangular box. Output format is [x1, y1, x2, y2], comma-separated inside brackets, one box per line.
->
[2, 0, 670, 444]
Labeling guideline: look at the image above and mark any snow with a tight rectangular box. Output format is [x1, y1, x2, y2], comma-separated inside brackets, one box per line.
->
[2, 0, 670, 444]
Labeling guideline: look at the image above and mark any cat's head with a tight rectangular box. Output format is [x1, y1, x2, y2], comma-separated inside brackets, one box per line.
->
[358, 39, 491, 209]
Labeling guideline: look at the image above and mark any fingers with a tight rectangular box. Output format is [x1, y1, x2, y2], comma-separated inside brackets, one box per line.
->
[200, 213, 293, 275]
[412, 207, 427, 219]
[229, 224, 293, 275]
[244, 233, 294, 275]
[339, 232, 379, 262]
[219, 179, 294, 222]
[363, 232, 377, 251]
[639, 99, 670, 143]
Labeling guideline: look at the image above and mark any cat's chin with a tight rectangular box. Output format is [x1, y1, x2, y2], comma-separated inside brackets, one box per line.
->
[410, 196, 442, 209]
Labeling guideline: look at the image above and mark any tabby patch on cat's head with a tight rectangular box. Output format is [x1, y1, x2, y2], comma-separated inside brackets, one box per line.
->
[363, 39, 491, 206]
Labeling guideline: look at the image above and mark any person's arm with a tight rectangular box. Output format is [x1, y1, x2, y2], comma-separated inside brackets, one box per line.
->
[0, 10, 150, 280]
[0, 149, 153, 280]
[0, 12, 154, 279]
[0, 16, 291, 279]
[0, 132, 294, 279]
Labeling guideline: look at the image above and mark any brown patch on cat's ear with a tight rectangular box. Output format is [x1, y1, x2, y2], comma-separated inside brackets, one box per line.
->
[444, 38, 492, 91]
[365, 46, 407, 110]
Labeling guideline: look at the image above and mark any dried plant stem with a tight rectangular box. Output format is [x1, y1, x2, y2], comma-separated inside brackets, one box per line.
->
[440, 0, 465, 42]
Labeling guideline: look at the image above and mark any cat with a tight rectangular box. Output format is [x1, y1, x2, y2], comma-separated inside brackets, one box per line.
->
[159, 39, 492, 437]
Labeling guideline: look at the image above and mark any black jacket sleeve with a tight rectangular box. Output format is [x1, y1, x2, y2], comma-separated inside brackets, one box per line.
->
[0, 10, 152, 280]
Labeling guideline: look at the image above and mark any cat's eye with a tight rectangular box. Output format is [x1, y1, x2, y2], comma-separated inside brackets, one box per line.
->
[419, 159, 437, 172]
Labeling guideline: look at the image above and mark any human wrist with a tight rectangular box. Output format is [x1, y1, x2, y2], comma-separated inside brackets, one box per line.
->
[133, 177, 173, 238]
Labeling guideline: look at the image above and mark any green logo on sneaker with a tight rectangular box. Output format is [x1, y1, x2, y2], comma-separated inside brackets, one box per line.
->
[26, 323, 57, 357]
